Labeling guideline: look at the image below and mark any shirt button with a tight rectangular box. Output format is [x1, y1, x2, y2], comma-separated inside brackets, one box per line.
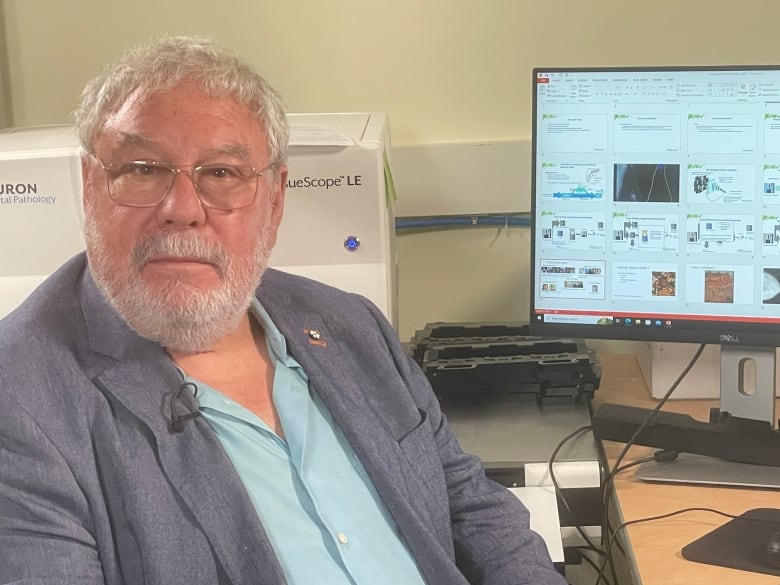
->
[337, 532, 349, 545]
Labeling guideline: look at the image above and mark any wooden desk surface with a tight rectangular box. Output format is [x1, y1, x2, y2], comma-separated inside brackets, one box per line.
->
[596, 353, 780, 585]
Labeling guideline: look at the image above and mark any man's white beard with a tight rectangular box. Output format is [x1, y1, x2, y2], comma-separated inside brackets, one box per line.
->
[84, 213, 272, 353]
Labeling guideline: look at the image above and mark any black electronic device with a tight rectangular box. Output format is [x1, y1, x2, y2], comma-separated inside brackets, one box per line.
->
[529, 66, 780, 473]
[410, 321, 600, 405]
[409, 321, 539, 365]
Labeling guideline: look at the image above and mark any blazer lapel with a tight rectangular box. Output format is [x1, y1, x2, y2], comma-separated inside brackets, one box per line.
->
[258, 280, 429, 539]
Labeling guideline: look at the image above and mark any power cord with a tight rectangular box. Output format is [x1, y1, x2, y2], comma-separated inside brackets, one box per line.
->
[547, 425, 681, 585]
[595, 344, 706, 584]
[547, 425, 603, 553]
[547, 424, 615, 585]
[594, 507, 741, 585]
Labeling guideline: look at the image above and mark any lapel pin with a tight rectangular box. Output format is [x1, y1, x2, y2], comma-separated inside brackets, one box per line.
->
[304, 328, 327, 347]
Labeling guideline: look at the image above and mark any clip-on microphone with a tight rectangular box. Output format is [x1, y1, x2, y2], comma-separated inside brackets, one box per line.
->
[170, 381, 201, 432]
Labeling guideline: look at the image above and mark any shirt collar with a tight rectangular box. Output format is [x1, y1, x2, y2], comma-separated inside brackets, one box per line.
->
[250, 298, 301, 370]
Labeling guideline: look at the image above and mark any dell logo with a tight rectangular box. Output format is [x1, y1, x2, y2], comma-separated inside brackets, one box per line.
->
[720, 334, 742, 343]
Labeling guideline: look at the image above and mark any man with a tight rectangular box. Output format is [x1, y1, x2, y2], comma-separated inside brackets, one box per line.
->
[0, 36, 566, 585]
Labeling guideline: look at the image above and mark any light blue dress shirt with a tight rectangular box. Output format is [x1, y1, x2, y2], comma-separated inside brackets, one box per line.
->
[186, 300, 427, 585]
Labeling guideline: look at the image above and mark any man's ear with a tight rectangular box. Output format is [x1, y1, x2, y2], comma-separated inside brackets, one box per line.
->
[270, 164, 288, 223]
[81, 154, 93, 207]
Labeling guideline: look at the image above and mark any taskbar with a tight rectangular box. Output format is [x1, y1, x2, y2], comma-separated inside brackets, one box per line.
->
[534, 310, 780, 329]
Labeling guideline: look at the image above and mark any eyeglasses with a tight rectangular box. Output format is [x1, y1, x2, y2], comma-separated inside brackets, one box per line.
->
[90, 153, 275, 210]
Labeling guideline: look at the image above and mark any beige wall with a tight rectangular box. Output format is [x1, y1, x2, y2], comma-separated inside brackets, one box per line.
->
[0, 4, 9, 128]
[4, 0, 780, 343]
[2, 0, 532, 143]
[5, 1, 780, 142]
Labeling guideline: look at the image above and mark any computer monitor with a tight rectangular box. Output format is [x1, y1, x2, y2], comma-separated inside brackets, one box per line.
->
[529, 66, 780, 472]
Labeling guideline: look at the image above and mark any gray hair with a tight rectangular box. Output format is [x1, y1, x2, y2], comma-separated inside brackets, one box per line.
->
[72, 36, 289, 165]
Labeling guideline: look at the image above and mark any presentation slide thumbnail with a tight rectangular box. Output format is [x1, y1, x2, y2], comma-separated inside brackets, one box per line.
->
[687, 163, 755, 205]
[685, 214, 755, 254]
[538, 211, 606, 251]
[684, 264, 754, 304]
[763, 267, 780, 304]
[612, 212, 680, 253]
[539, 259, 606, 300]
[539, 113, 608, 153]
[764, 114, 780, 154]
[611, 262, 679, 302]
[614, 163, 680, 203]
[539, 162, 606, 200]
[613, 113, 681, 153]
[762, 165, 780, 205]
[704, 271, 735, 303]
[687, 113, 757, 154]
[760, 215, 780, 255]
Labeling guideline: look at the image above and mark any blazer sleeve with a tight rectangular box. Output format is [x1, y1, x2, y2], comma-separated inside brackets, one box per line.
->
[0, 392, 104, 584]
[366, 303, 567, 585]
[401, 354, 567, 585]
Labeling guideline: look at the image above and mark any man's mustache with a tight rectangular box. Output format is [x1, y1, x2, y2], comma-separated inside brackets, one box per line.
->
[132, 233, 230, 276]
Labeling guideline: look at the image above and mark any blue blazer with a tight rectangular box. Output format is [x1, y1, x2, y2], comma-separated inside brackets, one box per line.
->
[0, 254, 565, 585]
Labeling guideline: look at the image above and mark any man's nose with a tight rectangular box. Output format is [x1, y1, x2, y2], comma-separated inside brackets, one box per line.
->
[155, 170, 207, 226]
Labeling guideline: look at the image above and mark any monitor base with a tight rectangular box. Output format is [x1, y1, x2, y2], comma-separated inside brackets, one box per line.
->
[635, 453, 780, 489]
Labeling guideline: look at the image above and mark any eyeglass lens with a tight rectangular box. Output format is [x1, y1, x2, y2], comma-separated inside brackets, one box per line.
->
[108, 162, 259, 209]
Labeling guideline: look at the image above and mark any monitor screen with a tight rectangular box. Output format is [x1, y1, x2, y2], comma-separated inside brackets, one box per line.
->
[529, 66, 780, 347]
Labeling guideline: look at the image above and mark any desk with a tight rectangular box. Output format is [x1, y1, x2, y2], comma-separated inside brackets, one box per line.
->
[597, 353, 780, 585]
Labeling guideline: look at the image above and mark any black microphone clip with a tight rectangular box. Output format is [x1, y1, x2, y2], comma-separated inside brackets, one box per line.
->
[170, 381, 201, 433]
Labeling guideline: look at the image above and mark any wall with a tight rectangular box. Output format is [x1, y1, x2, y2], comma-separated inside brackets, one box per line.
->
[0, 5, 9, 128]
[3, 0, 780, 344]
[1, 0, 533, 143]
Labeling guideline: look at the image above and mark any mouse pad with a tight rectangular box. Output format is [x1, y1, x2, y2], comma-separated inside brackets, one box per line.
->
[682, 508, 780, 576]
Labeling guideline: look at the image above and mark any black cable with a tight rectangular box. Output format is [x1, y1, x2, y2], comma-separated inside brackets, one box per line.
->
[594, 507, 740, 585]
[546, 426, 677, 585]
[574, 547, 613, 585]
[613, 449, 678, 476]
[547, 424, 603, 555]
[582, 440, 673, 570]
[547, 424, 621, 585]
[601, 344, 704, 522]
[595, 344, 706, 584]
[599, 449, 680, 566]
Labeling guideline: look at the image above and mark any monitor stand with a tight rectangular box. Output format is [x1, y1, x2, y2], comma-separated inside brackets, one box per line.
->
[592, 345, 780, 487]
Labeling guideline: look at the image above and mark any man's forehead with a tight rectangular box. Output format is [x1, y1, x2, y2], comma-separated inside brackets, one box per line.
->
[104, 83, 261, 133]
[108, 132, 255, 159]
[91, 83, 270, 162]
